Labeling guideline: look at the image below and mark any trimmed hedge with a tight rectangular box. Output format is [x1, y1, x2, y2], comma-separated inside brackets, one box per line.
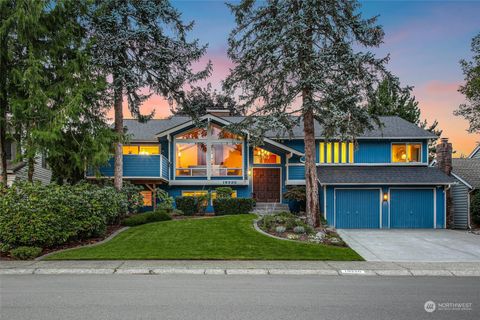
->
[213, 198, 255, 215]
[471, 191, 480, 225]
[175, 196, 197, 216]
[0, 182, 129, 249]
[10, 246, 43, 260]
[122, 210, 172, 226]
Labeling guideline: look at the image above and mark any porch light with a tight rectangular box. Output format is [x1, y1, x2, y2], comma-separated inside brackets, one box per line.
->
[383, 193, 388, 202]
[248, 169, 252, 176]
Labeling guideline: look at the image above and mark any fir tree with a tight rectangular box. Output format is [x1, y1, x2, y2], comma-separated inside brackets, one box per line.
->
[89, 0, 211, 190]
[454, 33, 480, 133]
[224, 0, 388, 227]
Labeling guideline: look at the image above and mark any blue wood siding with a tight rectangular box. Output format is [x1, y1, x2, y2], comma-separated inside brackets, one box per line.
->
[288, 166, 305, 180]
[335, 189, 381, 228]
[390, 189, 434, 228]
[97, 155, 170, 179]
[354, 141, 390, 163]
[436, 187, 445, 228]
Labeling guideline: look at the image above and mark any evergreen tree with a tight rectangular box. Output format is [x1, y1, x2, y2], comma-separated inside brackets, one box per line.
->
[224, 0, 388, 227]
[368, 77, 442, 161]
[173, 84, 241, 117]
[368, 77, 420, 123]
[454, 33, 480, 133]
[89, 0, 210, 190]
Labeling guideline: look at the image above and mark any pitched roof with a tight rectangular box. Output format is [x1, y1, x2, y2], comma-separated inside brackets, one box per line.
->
[124, 115, 437, 141]
[317, 166, 455, 185]
[452, 158, 480, 189]
[0, 161, 26, 174]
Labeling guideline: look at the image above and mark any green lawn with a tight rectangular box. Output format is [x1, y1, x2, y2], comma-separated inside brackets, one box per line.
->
[46, 214, 362, 260]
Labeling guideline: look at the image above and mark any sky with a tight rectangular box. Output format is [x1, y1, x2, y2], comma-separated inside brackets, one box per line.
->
[119, 0, 480, 157]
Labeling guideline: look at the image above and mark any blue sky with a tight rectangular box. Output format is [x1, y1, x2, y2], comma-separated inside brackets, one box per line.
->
[142, 0, 480, 156]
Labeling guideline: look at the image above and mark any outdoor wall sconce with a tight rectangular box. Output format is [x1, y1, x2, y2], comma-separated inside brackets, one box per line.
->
[248, 169, 252, 176]
[383, 193, 388, 202]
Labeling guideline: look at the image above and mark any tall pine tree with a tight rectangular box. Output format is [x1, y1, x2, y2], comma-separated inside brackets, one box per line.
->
[224, 0, 388, 227]
[89, 0, 210, 190]
[454, 33, 480, 134]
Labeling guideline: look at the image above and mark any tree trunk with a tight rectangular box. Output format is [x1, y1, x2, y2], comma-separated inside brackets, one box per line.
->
[27, 156, 34, 182]
[303, 105, 320, 228]
[113, 73, 123, 191]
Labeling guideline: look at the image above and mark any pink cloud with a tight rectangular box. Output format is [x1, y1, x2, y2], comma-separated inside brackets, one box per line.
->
[423, 81, 461, 95]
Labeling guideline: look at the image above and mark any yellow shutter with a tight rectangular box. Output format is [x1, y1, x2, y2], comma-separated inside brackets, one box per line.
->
[333, 142, 339, 163]
[341, 142, 347, 163]
[326, 143, 332, 163]
[319, 142, 325, 163]
[348, 142, 354, 163]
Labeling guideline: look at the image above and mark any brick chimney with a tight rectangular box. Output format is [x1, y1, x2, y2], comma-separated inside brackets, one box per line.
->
[436, 138, 452, 176]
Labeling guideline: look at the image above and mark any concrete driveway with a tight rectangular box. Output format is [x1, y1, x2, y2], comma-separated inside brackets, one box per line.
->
[337, 229, 480, 262]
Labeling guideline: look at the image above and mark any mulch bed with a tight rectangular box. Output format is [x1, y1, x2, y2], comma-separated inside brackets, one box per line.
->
[1, 224, 124, 260]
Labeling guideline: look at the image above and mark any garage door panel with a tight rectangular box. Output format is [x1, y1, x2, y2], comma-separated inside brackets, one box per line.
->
[390, 189, 434, 228]
[335, 189, 380, 229]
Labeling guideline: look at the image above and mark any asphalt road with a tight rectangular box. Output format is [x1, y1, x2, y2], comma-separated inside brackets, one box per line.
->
[1, 275, 479, 320]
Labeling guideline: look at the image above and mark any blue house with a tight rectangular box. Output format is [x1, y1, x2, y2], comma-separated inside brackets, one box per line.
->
[88, 110, 455, 229]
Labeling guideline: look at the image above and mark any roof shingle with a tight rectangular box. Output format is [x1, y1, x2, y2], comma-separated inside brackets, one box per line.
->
[452, 158, 480, 189]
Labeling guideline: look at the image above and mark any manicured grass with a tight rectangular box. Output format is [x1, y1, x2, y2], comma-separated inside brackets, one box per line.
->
[46, 214, 362, 260]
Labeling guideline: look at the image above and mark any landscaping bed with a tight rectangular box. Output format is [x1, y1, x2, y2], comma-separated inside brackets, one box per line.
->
[257, 212, 346, 246]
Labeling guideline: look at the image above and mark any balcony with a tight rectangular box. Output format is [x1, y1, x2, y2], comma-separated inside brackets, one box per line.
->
[94, 154, 169, 181]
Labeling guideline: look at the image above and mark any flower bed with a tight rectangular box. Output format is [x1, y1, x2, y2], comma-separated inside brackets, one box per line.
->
[257, 212, 346, 246]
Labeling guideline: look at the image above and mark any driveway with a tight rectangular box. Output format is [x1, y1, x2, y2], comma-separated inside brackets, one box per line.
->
[337, 229, 480, 262]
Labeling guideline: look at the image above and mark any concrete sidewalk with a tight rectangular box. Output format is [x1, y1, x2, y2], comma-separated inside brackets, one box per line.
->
[2, 260, 480, 277]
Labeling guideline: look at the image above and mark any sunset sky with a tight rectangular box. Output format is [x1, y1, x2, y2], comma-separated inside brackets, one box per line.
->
[119, 0, 480, 157]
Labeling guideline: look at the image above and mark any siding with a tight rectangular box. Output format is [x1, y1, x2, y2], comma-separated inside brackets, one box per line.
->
[451, 179, 470, 229]
[287, 165, 305, 180]
[15, 154, 52, 185]
[354, 141, 391, 163]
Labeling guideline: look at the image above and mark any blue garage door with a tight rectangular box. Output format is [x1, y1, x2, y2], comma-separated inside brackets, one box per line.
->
[390, 189, 434, 228]
[335, 189, 380, 228]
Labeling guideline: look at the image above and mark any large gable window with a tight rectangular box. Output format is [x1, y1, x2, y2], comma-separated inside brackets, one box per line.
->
[319, 142, 354, 164]
[392, 143, 421, 163]
[175, 123, 243, 177]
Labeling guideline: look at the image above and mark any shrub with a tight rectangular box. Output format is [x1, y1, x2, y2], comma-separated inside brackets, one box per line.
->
[213, 198, 256, 215]
[275, 226, 286, 234]
[156, 189, 174, 212]
[120, 181, 144, 214]
[10, 246, 43, 260]
[293, 226, 305, 234]
[122, 209, 172, 226]
[215, 187, 234, 199]
[283, 186, 306, 213]
[471, 191, 480, 225]
[0, 181, 129, 249]
[175, 196, 197, 216]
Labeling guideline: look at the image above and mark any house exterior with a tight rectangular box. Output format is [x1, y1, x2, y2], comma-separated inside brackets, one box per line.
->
[0, 140, 51, 187]
[88, 111, 455, 229]
[450, 146, 480, 229]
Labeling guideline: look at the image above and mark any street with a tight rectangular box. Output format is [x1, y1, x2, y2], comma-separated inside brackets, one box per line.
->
[1, 275, 479, 320]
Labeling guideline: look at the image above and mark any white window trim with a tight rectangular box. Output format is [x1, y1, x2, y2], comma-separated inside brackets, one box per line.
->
[390, 142, 423, 164]
[174, 124, 244, 179]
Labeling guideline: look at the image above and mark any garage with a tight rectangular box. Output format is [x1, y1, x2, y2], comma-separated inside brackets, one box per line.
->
[390, 189, 434, 228]
[335, 189, 381, 229]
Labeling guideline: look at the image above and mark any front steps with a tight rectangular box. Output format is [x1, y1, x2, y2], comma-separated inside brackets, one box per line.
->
[252, 203, 290, 215]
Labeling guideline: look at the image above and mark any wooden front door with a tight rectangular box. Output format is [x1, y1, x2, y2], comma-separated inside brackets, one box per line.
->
[253, 168, 281, 202]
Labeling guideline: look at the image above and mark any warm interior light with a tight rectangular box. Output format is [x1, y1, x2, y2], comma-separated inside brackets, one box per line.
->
[248, 169, 252, 176]
[383, 193, 388, 201]
[401, 153, 407, 160]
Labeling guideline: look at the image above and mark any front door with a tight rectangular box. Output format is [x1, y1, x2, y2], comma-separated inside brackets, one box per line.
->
[253, 168, 281, 202]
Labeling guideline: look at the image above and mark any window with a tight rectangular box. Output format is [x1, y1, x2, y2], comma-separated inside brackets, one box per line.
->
[176, 142, 207, 176]
[123, 145, 159, 155]
[211, 143, 243, 176]
[392, 143, 421, 163]
[253, 147, 281, 164]
[182, 190, 208, 197]
[211, 190, 237, 200]
[5, 140, 12, 160]
[319, 142, 354, 164]
[140, 191, 153, 206]
[174, 124, 244, 178]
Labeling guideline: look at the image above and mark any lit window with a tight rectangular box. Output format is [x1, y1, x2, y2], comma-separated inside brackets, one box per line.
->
[211, 191, 237, 200]
[140, 191, 152, 206]
[177, 128, 207, 139]
[319, 142, 354, 164]
[123, 145, 159, 155]
[176, 143, 207, 176]
[392, 143, 421, 163]
[210, 124, 242, 140]
[182, 191, 208, 197]
[253, 147, 281, 164]
[211, 143, 243, 176]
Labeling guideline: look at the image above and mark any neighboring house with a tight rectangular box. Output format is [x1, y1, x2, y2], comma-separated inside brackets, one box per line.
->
[88, 110, 455, 229]
[0, 140, 52, 187]
[450, 146, 480, 229]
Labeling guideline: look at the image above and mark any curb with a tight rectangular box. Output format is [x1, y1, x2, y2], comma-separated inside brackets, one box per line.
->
[2, 268, 479, 277]
[35, 227, 130, 261]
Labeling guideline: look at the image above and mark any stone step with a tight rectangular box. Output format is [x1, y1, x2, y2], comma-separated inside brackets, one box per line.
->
[252, 203, 290, 215]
